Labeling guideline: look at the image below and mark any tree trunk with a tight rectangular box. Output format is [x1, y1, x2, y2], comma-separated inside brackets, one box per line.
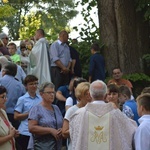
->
[97, 0, 150, 75]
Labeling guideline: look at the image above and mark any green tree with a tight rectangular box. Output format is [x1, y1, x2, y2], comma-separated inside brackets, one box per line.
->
[19, 12, 42, 40]
[71, 0, 101, 79]
[135, 0, 150, 20]
[77, 0, 149, 77]
[0, 3, 16, 32]
[1, 0, 77, 40]
[97, 0, 149, 75]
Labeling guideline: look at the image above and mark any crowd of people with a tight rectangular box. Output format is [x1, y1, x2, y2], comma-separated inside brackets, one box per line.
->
[0, 29, 149, 150]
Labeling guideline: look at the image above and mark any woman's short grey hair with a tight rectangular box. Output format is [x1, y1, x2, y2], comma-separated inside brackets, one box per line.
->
[90, 80, 107, 99]
[0, 33, 8, 39]
[0, 56, 8, 67]
[39, 82, 55, 92]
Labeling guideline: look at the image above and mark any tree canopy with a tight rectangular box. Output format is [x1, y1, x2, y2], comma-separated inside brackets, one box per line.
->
[0, 0, 77, 40]
[71, 0, 149, 79]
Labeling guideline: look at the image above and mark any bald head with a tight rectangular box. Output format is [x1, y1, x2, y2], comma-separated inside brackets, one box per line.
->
[90, 80, 107, 100]
[59, 30, 68, 43]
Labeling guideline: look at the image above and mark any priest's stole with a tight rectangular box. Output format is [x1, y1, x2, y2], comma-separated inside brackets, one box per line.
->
[88, 112, 110, 150]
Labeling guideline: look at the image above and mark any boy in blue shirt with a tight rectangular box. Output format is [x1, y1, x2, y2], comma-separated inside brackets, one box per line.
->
[119, 85, 139, 125]
[14, 75, 42, 150]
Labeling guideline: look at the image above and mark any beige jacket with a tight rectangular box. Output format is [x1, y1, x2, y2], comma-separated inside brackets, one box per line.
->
[0, 109, 16, 150]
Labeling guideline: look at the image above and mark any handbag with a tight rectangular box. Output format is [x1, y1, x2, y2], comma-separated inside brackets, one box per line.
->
[34, 135, 57, 150]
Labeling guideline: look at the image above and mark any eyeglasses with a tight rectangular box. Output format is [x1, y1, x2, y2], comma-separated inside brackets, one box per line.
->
[2, 37, 8, 40]
[43, 91, 55, 95]
[0, 95, 7, 99]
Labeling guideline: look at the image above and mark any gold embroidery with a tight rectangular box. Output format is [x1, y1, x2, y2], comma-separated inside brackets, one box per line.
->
[94, 126, 103, 130]
[90, 127, 107, 144]
[88, 112, 110, 150]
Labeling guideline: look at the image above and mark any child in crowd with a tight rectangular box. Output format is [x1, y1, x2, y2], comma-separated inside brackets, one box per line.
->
[14, 75, 42, 150]
[8, 42, 20, 65]
[119, 85, 139, 125]
[20, 41, 30, 74]
[134, 93, 150, 150]
[141, 87, 150, 94]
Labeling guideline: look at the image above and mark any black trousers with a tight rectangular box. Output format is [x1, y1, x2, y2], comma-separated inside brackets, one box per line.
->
[7, 113, 20, 129]
[16, 134, 30, 150]
[51, 66, 70, 90]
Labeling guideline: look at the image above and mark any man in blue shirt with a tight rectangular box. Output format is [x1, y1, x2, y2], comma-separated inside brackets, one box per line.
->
[50, 30, 72, 93]
[89, 43, 105, 83]
[0, 62, 26, 129]
[0, 56, 26, 83]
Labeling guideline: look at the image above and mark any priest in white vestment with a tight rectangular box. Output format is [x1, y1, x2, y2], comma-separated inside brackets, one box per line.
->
[29, 29, 51, 85]
[70, 80, 137, 150]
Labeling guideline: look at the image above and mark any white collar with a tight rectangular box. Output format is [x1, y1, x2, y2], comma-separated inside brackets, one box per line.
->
[58, 39, 63, 45]
[138, 115, 150, 124]
[92, 101, 105, 104]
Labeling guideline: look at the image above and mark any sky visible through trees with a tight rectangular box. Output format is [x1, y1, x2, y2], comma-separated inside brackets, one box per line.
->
[69, 0, 99, 41]
[2, 0, 98, 42]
